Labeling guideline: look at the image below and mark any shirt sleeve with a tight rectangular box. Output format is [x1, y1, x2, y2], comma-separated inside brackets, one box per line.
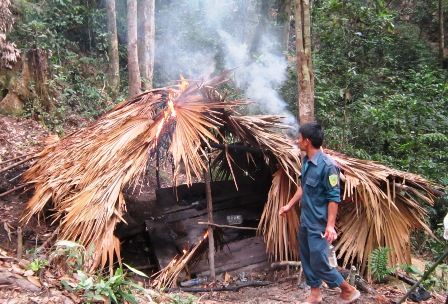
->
[323, 164, 341, 203]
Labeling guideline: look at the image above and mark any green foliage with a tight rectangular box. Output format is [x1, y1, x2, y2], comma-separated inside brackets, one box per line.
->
[9, 0, 115, 130]
[27, 258, 48, 273]
[169, 293, 198, 304]
[308, 0, 448, 181]
[62, 268, 144, 304]
[400, 261, 448, 292]
[421, 262, 448, 291]
[289, 1, 448, 239]
[368, 247, 394, 282]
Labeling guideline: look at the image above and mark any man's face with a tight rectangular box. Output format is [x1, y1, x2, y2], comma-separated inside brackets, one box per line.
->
[297, 134, 309, 151]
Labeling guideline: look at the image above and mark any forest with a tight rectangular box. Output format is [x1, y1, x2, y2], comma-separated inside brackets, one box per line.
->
[0, 0, 447, 303]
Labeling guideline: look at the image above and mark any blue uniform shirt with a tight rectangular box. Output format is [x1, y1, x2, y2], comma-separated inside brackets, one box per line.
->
[300, 150, 341, 230]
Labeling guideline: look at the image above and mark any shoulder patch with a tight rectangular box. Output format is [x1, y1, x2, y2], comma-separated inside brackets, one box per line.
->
[329, 174, 338, 187]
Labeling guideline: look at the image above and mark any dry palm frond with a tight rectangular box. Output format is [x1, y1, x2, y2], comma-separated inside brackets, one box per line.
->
[151, 233, 208, 289]
[258, 168, 300, 261]
[326, 149, 438, 274]
[224, 115, 301, 180]
[20, 78, 241, 272]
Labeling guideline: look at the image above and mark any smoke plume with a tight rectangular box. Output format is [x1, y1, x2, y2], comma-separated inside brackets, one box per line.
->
[155, 0, 297, 129]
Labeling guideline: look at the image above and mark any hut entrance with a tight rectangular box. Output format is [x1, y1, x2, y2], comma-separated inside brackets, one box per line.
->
[117, 148, 275, 285]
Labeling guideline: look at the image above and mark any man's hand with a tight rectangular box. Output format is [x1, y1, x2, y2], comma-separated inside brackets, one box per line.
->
[324, 225, 337, 243]
[279, 204, 292, 216]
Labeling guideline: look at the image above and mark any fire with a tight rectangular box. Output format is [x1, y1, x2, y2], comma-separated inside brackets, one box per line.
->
[182, 249, 187, 254]
[167, 99, 176, 117]
[154, 97, 177, 139]
[155, 120, 165, 139]
[179, 75, 189, 91]
[203, 231, 209, 239]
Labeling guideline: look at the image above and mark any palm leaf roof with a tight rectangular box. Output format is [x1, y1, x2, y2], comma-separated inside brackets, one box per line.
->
[21, 75, 439, 275]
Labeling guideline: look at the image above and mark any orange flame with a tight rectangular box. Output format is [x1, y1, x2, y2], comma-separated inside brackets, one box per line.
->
[179, 75, 189, 91]
[182, 249, 187, 254]
[154, 97, 177, 139]
[167, 99, 176, 117]
[155, 120, 165, 139]
[203, 231, 209, 239]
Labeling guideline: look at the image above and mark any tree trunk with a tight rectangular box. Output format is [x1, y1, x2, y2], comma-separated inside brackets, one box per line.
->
[439, 0, 445, 67]
[294, 0, 314, 124]
[250, 0, 270, 54]
[106, 0, 120, 97]
[278, 0, 292, 52]
[138, 0, 155, 90]
[127, 0, 141, 97]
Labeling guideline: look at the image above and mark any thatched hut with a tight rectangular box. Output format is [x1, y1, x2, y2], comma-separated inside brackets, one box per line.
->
[20, 75, 439, 285]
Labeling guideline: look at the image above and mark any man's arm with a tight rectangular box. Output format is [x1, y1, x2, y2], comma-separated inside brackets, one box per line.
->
[323, 161, 341, 243]
[279, 186, 302, 216]
[324, 202, 338, 243]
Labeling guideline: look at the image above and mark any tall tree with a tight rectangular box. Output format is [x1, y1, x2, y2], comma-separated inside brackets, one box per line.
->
[294, 0, 314, 124]
[0, 0, 19, 70]
[127, 0, 141, 97]
[138, 0, 155, 90]
[106, 0, 120, 97]
[250, 0, 270, 53]
[439, 0, 445, 67]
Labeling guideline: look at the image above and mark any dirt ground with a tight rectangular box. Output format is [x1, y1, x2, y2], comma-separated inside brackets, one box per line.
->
[0, 114, 447, 304]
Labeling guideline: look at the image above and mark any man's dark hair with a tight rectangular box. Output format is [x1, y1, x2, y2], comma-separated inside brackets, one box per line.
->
[299, 122, 324, 148]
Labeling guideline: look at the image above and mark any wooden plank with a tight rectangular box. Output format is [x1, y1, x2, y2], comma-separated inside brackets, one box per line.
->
[190, 236, 269, 276]
[165, 198, 262, 248]
[162, 192, 266, 223]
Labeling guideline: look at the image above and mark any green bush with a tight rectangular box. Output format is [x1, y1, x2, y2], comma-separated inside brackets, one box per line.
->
[368, 247, 394, 282]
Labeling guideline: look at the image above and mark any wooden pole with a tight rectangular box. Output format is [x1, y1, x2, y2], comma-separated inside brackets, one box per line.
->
[16, 227, 23, 259]
[204, 167, 215, 281]
[156, 145, 161, 189]
[197, 221, 257, 231]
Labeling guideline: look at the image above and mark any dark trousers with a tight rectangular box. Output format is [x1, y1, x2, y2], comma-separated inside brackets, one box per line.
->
[298, 226, 344, 288]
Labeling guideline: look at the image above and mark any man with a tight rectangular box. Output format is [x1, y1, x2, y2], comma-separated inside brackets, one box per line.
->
[279, 122, 360, 304]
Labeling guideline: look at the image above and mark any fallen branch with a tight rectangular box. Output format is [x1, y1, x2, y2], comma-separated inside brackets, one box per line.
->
[0, 152, 35, 166]
[0, 155, 37, 174]
[165, 280, 272, 292]
[197, 221, 257, 231]
[0, 184, 28, 198]
[0, 270, 40, 292]
[271, 261, 301, 269]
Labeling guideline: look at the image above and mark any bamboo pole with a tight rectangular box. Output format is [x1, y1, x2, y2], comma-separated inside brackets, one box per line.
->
[204, 167, 215, 281]
[397, 245, 448, 303]
[197, 221, 257, 231]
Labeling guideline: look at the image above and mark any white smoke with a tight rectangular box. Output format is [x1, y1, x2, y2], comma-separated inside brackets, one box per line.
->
[155, 0, 297, 129]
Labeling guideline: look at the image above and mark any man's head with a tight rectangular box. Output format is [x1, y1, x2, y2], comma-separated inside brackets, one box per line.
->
[297, 122, 324, 151]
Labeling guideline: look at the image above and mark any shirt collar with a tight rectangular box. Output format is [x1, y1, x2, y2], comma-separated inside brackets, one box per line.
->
[304, 150, 323, 166]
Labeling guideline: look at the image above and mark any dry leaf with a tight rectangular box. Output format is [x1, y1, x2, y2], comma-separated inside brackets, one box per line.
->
[27, 276, 42, 287]
[11, 264, 24, 274]
[3, 222, 12, 241]
[224, 272, 231, 283]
